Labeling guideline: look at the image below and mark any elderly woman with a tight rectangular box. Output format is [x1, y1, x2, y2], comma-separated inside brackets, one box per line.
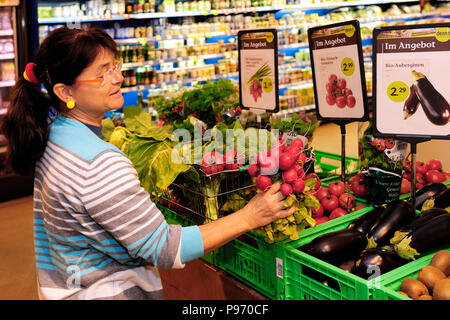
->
[1, 27, 293, 300]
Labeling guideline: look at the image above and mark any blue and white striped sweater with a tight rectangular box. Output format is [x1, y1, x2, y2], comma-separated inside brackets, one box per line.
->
[34, 115, 203, 300]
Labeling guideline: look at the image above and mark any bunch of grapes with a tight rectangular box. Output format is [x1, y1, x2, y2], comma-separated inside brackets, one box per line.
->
[325, 74, 356, 109]
[250, 80, 263, 102]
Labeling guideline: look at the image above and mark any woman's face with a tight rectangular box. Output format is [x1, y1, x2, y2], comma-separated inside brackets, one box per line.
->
[69, 47, 124, 119]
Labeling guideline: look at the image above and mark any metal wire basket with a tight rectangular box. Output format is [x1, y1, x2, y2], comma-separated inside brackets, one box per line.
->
[159, 164, 256, 224]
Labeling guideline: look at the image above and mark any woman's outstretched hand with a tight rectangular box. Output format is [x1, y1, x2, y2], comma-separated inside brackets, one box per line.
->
[241, 181, 296, 230]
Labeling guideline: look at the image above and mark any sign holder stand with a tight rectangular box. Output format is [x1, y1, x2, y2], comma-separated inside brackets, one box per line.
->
[308, 20, 369, 184]
[340, 123, 347, 182]
[402, 138, 430, 208]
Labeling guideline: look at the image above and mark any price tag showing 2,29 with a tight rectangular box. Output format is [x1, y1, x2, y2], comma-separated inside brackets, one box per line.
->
[373, 23, 450, 140]
[308, 20, 368, 122]
[387, 81, 409, 103]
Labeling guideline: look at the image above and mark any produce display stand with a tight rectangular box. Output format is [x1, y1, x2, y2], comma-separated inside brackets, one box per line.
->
[371, 248, 450, 300]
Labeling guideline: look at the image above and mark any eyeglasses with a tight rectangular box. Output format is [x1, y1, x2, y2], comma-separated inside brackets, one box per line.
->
[75, 59, 123, 87]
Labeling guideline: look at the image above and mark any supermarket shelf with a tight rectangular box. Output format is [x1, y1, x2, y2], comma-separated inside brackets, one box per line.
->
[279, 80, 313, 90]
[275, 104, 316, 116]
[120, 71, 239, 93]
[38, 1, 422, 24]
[0, 53, 14, 61]
[122, 52, 234, 70]
[0, 80, 15, 88]
[112, 10, 450, 45]
[0, 29, 13, 36]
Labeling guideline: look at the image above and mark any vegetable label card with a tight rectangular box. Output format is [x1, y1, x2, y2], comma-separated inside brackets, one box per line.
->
[308, 20, 368, 122]
[373, 24, 450, 140]
[238, 29, 279, 113]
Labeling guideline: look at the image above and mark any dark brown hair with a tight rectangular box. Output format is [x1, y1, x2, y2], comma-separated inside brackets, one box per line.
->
[0, 27, 117, 175]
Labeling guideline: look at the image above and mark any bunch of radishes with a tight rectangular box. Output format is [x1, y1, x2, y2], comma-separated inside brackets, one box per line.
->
[248, 138, 319, 196]
[200, 150, 245, 175]
[401, 159, 450, 194]
[313, 181, 366, 225]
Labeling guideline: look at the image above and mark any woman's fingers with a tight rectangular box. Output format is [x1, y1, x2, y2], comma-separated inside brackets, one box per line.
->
[279, 205, 296, 219]
[266, 181, 281, 195]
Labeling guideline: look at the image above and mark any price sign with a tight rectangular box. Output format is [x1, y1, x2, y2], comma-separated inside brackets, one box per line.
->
[373, 23, 450, 140]
[238, 29, 279, 113]
[308, 20, 368, 123]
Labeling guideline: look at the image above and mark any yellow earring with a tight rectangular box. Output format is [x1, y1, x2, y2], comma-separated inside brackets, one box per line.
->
[67, 100, 75, 109]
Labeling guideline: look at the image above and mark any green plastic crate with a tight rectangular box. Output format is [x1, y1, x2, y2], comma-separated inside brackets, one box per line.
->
[217, 231, 281, 300]
[371, 249, 450, 300]
[279, 206, 375, 300]
[314, 150, 359, 181]
[217, 200, 370, 300]
[157, 204, 218, 266]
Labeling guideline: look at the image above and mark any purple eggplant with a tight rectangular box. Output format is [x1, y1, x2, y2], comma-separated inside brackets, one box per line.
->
[347, 206, 385, 235]
[412, 70, 450, 126]
[352, 248, 408, 279]
[367, 199, 415, 249]
[421, 187, 450, 211]
[395, 213, 450, 260]
[390, 208, 449, 245]
[403, 85, 420, 120]
[415, 182, 447, 211]
[298, 229, 367, 265]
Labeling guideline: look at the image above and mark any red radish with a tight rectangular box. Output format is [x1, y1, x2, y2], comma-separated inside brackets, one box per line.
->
[351, 180, 368, 198]
[292, 179, 305, 194]
[280, 183, 293, 196]
[425, 169, 444, 183]
[201, 152, 225, 175]
[400, 178, 411, 194]
[279, 152, 296, 171]
[344, 88, 353, 96]
[416, 183, 424, 190]
[224, 150, 243, 170]
[321, 194, 339, 212]
[306, 173, 321, 191]
[295, 164, 304, 177]
[354, 204, 366, 211]
[328, 181, 346, 197]
[298, 153, 307, 166]
[286, 145, 301, 161]
[315, 187, 330, 201]
[416, 161, 428, 175]
[339, 193, 355, 211]
[283, 168, 298, 184]
[427, 159, 442, 171]
[256, 175, 272, 192]
[312, 204, 324, 218]
[273, 140, 286, 153]
[314, 216, 330, 225]
[290, 138, 304, 150]
[329, 208, 348, 220]
[248, 163, 260, 177]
